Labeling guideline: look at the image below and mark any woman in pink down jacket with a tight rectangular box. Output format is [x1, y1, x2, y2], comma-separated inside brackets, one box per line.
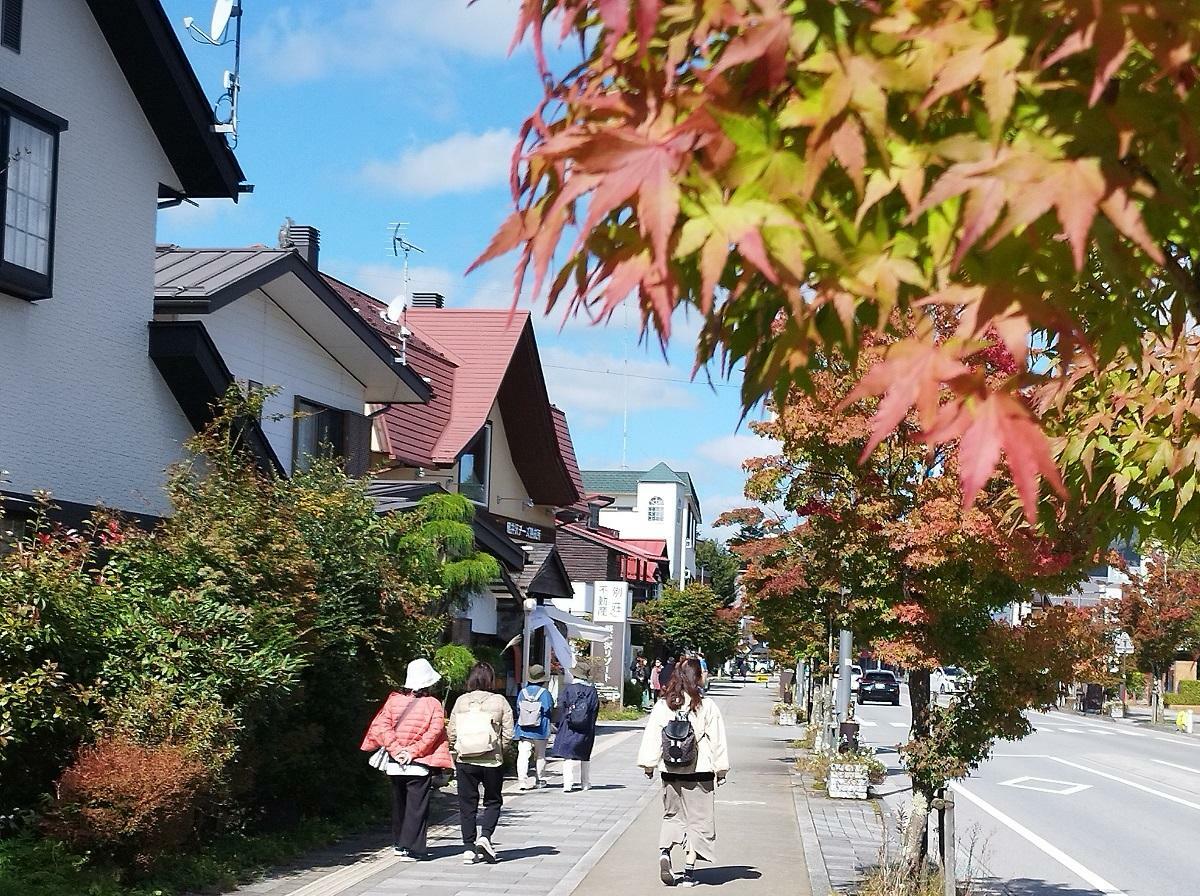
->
[362, 659, 453, 861]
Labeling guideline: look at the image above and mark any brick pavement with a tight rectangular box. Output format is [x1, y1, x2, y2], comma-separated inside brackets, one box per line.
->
[228, 725, 656, 896]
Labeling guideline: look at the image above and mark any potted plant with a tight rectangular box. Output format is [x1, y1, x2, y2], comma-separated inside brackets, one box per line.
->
[827, 748, 886, 799]
[1103, 699, 1126, 719]
[772, 702, 801, 725]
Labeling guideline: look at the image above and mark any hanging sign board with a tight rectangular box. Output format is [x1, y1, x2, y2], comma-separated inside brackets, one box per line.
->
[593, 580, 630, 623]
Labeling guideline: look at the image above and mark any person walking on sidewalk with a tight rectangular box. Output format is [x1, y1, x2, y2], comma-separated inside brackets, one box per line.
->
[638, 657, 730, 888]
[360, 658, 453, 862]
[448, 662, 514, 865]
[552, 660, 601, 792]
[515, 663, 554, 790]
[650, 659, 664, 701]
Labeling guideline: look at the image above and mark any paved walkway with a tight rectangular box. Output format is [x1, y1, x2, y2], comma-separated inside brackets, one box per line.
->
[230, 680, 823, 896]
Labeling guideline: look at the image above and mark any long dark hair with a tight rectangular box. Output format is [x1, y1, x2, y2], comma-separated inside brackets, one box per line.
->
[465, 662, 495, 693]
[664, 657, 703, 711]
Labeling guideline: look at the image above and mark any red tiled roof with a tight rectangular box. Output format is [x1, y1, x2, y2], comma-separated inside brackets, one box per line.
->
[625, 539, 669, 558]
[324, 276, 581, 507]
[560, 523, 666, 584]
[551, 406, 585, 498]
[324, 276, 456, 466]
[405, 308, 527, 464]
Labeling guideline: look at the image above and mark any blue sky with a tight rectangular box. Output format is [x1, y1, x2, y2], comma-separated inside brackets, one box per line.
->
[156, 0, 778, 536]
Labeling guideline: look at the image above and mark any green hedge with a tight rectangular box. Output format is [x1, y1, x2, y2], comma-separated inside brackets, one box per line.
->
[1165, 680, 1200, 706]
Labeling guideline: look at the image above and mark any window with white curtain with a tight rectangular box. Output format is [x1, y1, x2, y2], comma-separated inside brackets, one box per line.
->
[648, 496, 664, 521]
[0, 98, 61, 300]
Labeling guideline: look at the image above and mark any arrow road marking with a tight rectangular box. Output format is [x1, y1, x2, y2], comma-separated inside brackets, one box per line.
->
[950, 782, 1127, 896]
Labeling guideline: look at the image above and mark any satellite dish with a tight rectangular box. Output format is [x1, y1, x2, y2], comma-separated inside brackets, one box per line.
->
[385, 296, 407, 324]
[210, 0, 235, 41]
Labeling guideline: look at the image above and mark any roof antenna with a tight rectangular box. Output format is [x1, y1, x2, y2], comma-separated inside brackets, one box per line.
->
[384, 223, 424, 364]
[182, 0, 244, 146]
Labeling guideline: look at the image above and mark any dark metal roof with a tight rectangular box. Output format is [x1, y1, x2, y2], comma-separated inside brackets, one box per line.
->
[85, 0, 246, 200]
[512, 543, 573, 600]
[154, 246, 432, 404]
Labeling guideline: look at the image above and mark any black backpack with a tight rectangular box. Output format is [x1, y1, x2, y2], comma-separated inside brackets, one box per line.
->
[566, 697, 591, 733]
[661, 710, 698, 768]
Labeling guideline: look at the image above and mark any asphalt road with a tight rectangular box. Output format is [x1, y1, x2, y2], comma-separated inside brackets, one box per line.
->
[853, 686, 1200, 896]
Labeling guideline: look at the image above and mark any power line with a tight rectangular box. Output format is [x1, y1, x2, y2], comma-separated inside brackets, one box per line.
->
[542, 362, 742, 389]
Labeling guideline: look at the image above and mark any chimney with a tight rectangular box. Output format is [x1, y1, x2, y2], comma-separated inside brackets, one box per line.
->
[411, 291, 445, 309]
[284, 224, 320, 270]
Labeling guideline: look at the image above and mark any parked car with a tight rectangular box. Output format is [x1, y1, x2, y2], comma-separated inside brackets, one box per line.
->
[858, 670, 901, 705]
[834, 665, 863, 693]
[930, 666, 972, 696]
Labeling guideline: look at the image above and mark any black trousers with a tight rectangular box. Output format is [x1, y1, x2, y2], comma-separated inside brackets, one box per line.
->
[456, 762, 504, 846]
[390, 774, 433, 852]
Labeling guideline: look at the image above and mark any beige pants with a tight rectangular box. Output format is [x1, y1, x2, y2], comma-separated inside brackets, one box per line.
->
[562, 759, 591, 791]
[660, 777, 717, 862]
[517, 738, 547, 786]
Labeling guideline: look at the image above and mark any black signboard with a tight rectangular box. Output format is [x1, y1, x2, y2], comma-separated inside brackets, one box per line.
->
[480, 511, 556, 544]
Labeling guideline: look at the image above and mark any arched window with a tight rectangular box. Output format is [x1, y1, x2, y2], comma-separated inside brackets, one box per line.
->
[648, 496, 664, 521]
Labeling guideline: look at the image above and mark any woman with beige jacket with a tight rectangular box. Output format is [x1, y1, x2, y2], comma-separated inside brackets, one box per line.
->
[637, 657, 730, 888]
[447, 662, 514, 865]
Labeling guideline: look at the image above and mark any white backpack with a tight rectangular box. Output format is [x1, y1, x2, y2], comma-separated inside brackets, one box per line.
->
[456, 699, 500, 758]
[517, 686, 545, 728]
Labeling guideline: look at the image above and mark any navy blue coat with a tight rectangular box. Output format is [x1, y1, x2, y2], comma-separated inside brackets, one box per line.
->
[550, 681, 600, 760]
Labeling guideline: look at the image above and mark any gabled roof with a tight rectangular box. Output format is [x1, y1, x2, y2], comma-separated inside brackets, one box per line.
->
[625, 539, 669, 559]
[580, 464, 701, 518]
[329, 281, 581, 508]
[85, 0, 246, 199]
[154, 247, 431, 404]
[552, 406, 585, 499]
[512, 543, 573, 599]
[559, 524, 667, 585]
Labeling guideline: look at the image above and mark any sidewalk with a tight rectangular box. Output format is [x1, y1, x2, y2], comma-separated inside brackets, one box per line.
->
[571, 680, 812, 895]
[227, 680, 820, 896]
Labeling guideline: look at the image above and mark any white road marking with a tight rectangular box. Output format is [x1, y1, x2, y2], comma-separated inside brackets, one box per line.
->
[998, 776, 1091, 796]
[1031, 715, 1146, 737]
[890, 722, 909, 728]
[1154, 736, 1200, 748]
[1056, 727, 1084, 733]
[1151, 758, 1200, 774]
[1043, 756, 1200, 812]
[857, 720, 877, 727]
[950, 782, 1127, 895]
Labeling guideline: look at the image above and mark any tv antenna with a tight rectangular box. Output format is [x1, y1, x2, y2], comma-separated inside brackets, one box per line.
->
[183, 0, 244, 144]
[382, 224, 425, 365]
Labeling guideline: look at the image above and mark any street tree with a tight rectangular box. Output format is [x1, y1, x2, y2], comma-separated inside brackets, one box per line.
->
[477, 0, 1200, 544]
[716, 336, 1102, 862]
[694, 537, 741, 605]
[635, 582, 740, 666]
[1113, 555, 1200, 723]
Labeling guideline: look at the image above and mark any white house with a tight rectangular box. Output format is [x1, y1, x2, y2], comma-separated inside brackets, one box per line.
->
[0, 0, 248, 522]
[152, 226, 431, 477]
[580, 463, 702, 587]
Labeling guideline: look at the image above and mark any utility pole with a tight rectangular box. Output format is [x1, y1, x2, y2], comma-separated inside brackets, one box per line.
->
[836, 628, 853, 722]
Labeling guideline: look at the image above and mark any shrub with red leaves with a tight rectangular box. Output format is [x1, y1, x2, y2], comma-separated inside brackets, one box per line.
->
[46, 737, 209, 871]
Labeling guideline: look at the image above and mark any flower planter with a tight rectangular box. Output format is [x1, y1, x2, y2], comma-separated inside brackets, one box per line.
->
[828, 762, 870, 800]
[777, 711, 798, 726]
[1109, 704, 1125, 719]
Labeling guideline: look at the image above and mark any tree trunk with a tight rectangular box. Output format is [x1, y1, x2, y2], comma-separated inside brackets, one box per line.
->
[903, 668, 934, 868]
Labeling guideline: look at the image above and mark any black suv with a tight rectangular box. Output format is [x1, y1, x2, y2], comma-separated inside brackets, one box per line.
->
[857, 670, 901, 706]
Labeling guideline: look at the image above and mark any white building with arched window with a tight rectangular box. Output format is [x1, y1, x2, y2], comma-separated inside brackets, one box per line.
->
[579, 463, 701, 588]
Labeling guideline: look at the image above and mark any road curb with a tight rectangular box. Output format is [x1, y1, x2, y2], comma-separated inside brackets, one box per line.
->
[787, 746, 835, 896]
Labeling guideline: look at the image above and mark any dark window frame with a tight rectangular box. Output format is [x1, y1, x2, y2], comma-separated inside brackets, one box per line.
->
[0, 88, 66, 301]
[291, 395, 346, 473]
[457, 423, 492, 506]
[1, 0, 21, 53]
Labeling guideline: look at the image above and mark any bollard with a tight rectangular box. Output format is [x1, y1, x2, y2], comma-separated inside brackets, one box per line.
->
[942, 789, 956, 896]
[1187, 710, 1195, 735]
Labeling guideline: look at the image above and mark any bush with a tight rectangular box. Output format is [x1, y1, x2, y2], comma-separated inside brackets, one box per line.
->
[1176, 680, 1200, 704]
[46, 738, 210, 872]
[1125, 669, 1146, 697]
[598, 702, 642, 721]
[434, 645, 477, 690]
[623, 679, 645, 707]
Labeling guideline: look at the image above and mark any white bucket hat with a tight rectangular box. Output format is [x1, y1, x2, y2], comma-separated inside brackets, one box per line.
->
[404, 658, 442, 691]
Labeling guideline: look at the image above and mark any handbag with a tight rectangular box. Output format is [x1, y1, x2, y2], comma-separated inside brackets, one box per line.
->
[366, 695, 425, 773]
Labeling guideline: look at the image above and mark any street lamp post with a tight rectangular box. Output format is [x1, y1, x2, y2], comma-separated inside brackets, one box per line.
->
[522, 597, 537, 685]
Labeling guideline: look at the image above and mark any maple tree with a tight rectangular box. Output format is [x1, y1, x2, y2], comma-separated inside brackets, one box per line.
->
[716, 336, 1103, 857]
[478, 0, 1200, 541]
[1113, 553, 1200, 723]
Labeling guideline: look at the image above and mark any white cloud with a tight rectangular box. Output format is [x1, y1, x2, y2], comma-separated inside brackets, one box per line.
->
[360, 129, 516, 198]
[253, 0, 520, 84]
[156, 198, 232, 232]
[694, 433, 782, 470]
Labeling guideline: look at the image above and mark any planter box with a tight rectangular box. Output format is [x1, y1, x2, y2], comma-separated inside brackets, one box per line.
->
[776, 712, 798, 726]
[1109, 705, 1125, 719]
[828, 762, 870, 800]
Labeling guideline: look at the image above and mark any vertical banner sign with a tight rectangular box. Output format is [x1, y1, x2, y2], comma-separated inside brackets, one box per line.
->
[593, 582, 630, 693]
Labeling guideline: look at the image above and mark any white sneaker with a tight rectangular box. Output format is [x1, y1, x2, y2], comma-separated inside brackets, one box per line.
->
[659, 852, 674, 886]
[475, 835, 498, 864]
[395, 850, 418, 863]
[462, 849, 479, 864]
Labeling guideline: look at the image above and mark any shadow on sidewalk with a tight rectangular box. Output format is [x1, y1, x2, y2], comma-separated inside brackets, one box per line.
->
[970, 876, 1114, 895]
[698, 865, 762, 885]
